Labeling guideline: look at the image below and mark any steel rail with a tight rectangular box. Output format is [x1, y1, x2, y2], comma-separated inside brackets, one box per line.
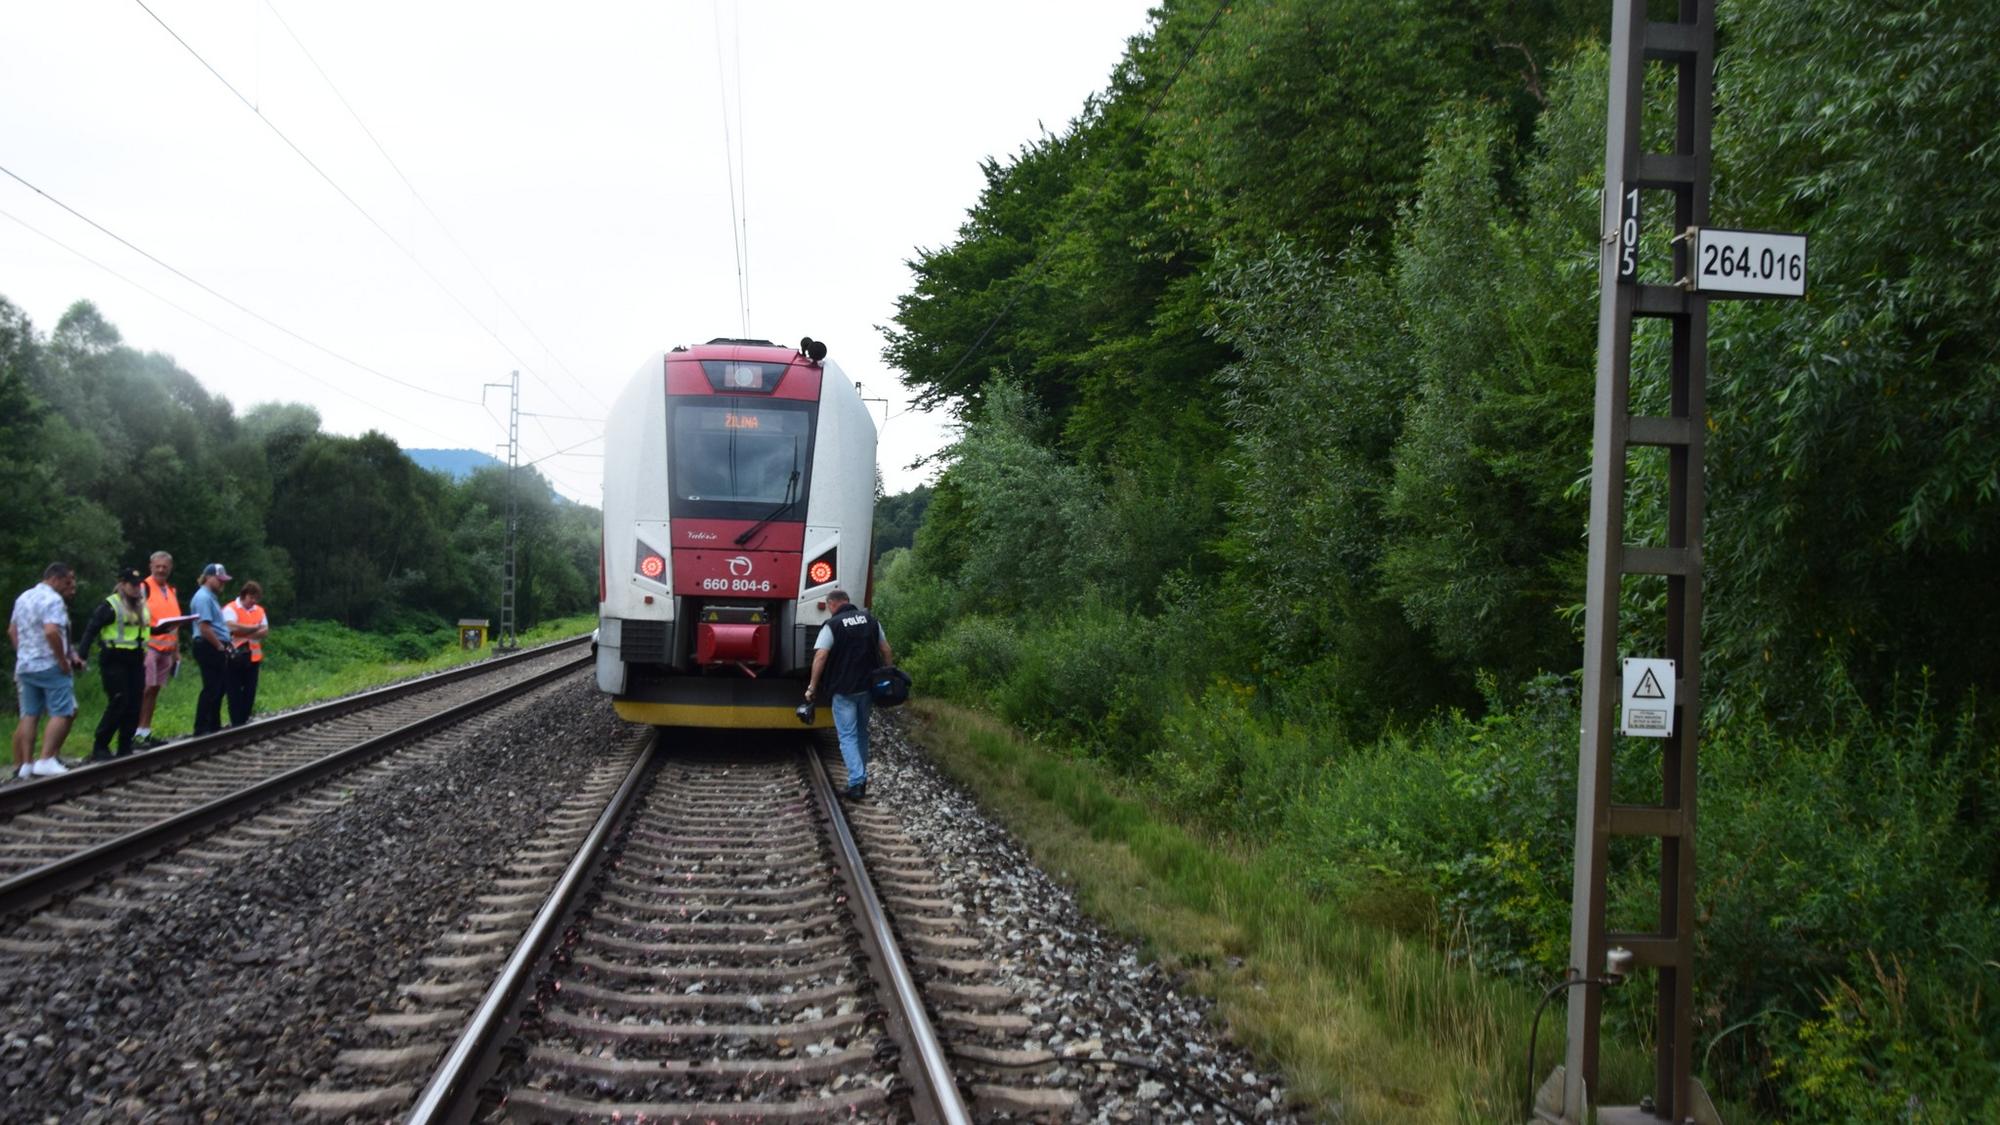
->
[806, 746, 973, 1125]
[0, 634, 591, 817]
[405, 731, 659, 1124]
[0, 653, 591, 918]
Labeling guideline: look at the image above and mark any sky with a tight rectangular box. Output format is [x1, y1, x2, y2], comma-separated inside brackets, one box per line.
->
[0, 0, 1158, 502]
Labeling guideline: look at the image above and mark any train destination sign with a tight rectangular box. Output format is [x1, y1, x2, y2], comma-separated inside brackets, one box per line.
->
[1689, 227, 1807, 297]
[1620, 657, 1677, 738]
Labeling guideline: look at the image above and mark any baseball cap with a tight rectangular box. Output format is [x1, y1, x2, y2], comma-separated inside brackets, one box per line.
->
[201, 563, 233, 581]
[118, 566, 145, 585]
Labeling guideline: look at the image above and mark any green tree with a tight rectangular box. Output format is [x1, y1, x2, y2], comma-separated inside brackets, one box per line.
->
[1701, 0, 2000, 708]
[1147, 0, 1602, 258]
[873, 485, 932, 557]
[911, 380, 1118, 617]
[268, 432, 451, 627]
[1379, 95, 1599, 686]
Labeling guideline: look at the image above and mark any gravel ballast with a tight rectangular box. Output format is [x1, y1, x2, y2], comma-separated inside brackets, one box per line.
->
[2, 680, 1297, 1122]
[864, 711, 1297, 1123]
[0, 674, 621, 1121]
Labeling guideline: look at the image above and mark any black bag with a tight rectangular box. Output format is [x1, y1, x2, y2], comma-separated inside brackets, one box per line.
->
[867, 665, 912, 707]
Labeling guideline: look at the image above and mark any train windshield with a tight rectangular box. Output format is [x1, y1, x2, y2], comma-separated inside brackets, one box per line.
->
[669, 399, 816, 516]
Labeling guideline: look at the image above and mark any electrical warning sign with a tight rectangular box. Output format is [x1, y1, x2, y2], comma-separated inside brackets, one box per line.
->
[1621, 657, 1677, 738]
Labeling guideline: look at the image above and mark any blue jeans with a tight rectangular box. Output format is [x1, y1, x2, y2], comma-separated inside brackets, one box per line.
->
[831, 691, 872, 789]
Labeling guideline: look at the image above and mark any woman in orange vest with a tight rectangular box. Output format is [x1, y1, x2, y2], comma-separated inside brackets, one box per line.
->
[222, 580, 270, 727]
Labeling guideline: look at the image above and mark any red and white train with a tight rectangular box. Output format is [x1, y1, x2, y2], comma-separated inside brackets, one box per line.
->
[596, 337, 875, 728]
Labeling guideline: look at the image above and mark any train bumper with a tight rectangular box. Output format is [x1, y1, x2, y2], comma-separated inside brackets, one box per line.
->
[614, 673, 831, 730]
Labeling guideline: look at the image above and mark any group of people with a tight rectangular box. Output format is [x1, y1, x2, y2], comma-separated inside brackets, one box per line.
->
[8, 552, 271, 780]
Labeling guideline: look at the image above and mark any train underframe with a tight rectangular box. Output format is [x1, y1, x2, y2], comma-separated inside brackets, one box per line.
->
[605, 595, 831, 730]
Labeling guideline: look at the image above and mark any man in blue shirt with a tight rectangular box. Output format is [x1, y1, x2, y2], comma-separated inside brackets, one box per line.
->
[188, 563, 234, 735]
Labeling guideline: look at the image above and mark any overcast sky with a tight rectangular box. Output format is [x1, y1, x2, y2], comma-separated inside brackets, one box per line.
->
[0, 0, 1156, 501]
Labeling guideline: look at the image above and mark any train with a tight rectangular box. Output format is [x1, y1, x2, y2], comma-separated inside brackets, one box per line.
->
[595, 337, 876, 728]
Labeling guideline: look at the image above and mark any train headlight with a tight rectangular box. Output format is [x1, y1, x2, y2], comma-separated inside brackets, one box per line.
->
[806, 549, 836, 588]
[700, 360, 785, 392]
[639, 554, 665, 578]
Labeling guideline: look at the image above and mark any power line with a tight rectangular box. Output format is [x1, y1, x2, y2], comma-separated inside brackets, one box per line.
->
[522, 432, 604, 470]
[930, 2, 1229, 390]
[131, 0, 593, 421]
[0, 203, 462, 444]
[0, 162, 481, 409]
[7, 179, 582, 478]
[256, 0, 609, 413]
[527, 412, 569, 464]
[712, 0, 749, 336]
[733, 9, 750, 338]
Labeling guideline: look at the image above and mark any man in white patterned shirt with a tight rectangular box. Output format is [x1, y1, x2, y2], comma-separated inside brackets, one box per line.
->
[9, 562, 84, 779]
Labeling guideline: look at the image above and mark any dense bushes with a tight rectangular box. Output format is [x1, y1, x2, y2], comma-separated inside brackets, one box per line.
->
[877, 0, 1997, 1115]
[887, 580, 2000, 1114]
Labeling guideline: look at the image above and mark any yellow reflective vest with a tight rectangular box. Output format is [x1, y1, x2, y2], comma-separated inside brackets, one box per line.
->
[99, 593, 151, 652]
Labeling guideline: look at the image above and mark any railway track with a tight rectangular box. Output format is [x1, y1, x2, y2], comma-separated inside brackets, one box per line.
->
[394, 736, 968, 1122]
[0, 665, 1281, 1120]
[0, 636, 591, 921]
[297, 733, 1089, 1122]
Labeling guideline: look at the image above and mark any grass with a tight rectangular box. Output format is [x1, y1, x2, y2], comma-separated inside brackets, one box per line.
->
[22, 614, 594, 760]
[905, 698, 1666, 1124]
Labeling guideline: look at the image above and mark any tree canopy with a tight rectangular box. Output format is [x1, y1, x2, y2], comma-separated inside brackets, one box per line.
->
[0, 297, 596, 637]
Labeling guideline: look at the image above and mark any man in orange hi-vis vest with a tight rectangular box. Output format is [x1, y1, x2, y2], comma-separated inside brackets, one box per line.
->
[136, 550, 183, 747]
[223, 580, 270, 727]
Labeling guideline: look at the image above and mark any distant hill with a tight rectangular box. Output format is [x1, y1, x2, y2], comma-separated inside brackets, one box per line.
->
[407, 447, 584, 506]
[407, 448, 505, 480]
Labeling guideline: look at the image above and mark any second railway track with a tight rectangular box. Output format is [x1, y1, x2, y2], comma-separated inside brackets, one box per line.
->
[0, 636, 591, 919]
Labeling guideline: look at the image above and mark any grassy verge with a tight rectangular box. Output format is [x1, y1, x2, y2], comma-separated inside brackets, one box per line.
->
[906, 697, 1666, 1124]
[30, 614, 593, 758]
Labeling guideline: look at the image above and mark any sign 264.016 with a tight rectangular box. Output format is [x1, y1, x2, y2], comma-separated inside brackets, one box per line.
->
[1690, 228, 1806, 297]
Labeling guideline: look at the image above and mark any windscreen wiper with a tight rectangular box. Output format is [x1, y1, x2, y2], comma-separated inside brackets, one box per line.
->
[735, 466, 800, 546]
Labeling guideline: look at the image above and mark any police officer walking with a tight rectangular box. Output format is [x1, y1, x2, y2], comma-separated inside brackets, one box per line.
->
[803, 589, 893, 800]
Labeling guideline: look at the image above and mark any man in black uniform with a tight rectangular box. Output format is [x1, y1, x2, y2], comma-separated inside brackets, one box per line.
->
[76, 567, 159, 760]
[802, 589, 893, 799]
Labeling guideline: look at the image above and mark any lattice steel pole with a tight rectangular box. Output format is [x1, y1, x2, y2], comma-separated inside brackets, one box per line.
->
[1540, 2, 1721, 1123]
[484, 371, 522, 653]
[501, 370, 520, 651]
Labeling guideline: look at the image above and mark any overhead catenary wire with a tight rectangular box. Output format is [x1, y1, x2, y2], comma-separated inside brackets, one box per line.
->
[255, 0, 609, 413]
[0, 162, 481, 410]
[712, 0, 750, 336]
[527, 413, 569, 465]
[930, 2, 1229, 391]
[522, 432, 605, 470]
[733, 9, 750, 336]
[0, 203, 462, 444]
[1, 168, 553, 473]
[131, 0, 594, 422]
[2, 184, 574, 481]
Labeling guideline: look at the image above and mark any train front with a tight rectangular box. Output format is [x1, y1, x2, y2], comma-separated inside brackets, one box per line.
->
[596, 338, 876, 728]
